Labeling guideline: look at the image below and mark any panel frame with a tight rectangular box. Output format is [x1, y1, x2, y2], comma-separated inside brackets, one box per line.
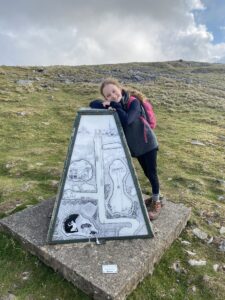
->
[47, 108, 154, 244]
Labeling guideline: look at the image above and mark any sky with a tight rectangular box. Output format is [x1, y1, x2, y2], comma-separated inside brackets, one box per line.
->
[0, 0, 225, 66]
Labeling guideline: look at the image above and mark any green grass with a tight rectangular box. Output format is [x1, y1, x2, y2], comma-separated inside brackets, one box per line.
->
[0, 61, 225, 299]
[0, 232, 89, 299]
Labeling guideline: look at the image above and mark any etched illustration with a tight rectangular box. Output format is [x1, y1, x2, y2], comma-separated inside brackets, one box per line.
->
[48, 110, 153, 243]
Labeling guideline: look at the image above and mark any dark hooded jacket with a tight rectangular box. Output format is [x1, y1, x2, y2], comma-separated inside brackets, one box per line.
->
[89, 90, 158, 157]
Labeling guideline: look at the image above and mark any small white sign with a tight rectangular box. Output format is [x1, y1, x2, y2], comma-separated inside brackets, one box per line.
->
[102, 264, 118, 274]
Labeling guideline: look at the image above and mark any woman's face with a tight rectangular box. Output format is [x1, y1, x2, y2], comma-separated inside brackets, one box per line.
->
[102, 84, 122, 102]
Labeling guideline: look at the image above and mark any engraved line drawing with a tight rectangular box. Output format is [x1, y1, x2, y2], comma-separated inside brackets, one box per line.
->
[50, 114, 149, 242]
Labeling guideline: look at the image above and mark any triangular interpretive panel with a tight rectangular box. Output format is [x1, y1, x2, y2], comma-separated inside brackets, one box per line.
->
[47, 109, 154, 244]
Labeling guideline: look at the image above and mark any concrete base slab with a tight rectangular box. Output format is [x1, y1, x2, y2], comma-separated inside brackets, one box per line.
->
[0, 197, 191, 300]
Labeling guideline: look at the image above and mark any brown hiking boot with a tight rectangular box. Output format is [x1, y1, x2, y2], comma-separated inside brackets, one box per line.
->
[148, 200, 162, 221]
[144, 197, 152, 210]
[145, 195, 166, 210]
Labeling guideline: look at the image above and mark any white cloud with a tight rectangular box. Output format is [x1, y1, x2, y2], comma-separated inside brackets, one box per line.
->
[187, 0, 206, 10]
[0, 0, 224, 65]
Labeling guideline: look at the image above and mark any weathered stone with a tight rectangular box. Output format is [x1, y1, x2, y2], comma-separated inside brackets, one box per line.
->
[213, 264, 219, 272]
[170, 261, 187, 274]
[188, 259, 206, 266]
[16, 111, 29, 116]
[0, 293, 17, 300]
[16, 79, 33, 86]
[215, 179, 225, 186]
[192, 228, 208, 240]
[0, 197, 191, 300]
[185, 250, 196, 256]
[191, 286, 197, 292]
[21, 271, 30, 281]
[207, 236, 214, 244]
[219, 226, 225, 235]
[191, 140, 206, 146]
[219, 240, 225, 252]
[218, 195, 225, 202]
[181, 240, 191, 245]
[171, 261, 182, 273]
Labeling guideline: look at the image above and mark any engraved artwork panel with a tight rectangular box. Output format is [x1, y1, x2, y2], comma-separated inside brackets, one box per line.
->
[48, 110, 153, 243]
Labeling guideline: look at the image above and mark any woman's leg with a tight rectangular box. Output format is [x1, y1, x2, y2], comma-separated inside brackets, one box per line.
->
[137, 149, 161, 220]
[137, 149, 160, 197]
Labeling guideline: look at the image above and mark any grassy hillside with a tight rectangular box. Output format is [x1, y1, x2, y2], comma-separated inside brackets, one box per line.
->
[0, 61, 225, 299]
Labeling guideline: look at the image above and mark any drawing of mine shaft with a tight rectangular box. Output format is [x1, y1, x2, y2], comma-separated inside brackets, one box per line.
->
[93, 129, 141, 235]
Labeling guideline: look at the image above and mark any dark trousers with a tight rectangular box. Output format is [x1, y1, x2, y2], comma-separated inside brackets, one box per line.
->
[137, 148, 160, 195]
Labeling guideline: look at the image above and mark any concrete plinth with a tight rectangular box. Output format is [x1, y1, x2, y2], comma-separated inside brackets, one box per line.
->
[0, 197, 191, 300]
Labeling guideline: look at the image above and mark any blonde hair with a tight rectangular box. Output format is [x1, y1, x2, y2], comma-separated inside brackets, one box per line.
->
[100, 78, 146, 102]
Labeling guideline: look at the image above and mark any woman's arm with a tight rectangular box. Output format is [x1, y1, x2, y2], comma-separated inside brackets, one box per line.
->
[89, 99, 110, 109]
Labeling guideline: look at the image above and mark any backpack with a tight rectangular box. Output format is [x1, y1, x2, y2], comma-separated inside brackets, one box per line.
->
[127, 96, 157, 129]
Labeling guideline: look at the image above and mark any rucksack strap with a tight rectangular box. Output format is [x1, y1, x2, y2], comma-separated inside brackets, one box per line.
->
[140, 116, 151, 143]
[127, 96, 136, 109]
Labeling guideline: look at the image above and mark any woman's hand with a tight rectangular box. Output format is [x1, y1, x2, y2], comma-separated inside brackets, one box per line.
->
[102, 100, 111, 107]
